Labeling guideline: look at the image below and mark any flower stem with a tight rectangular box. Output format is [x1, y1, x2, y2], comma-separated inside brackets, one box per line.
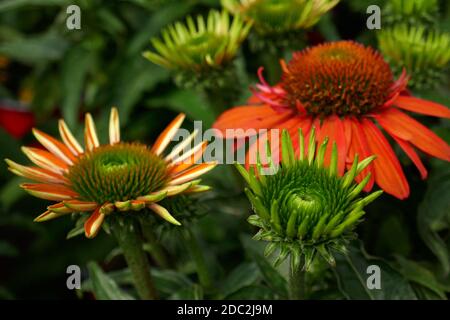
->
[140, 219, 172, 269]
[289, 256, 306, 300]
[112, 218, 158, 300]
[183, 228, 213, 289]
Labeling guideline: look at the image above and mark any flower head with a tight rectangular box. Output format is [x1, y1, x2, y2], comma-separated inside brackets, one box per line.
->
[213, 40, 450, 199]
[240, 129, 381, 269]
[143, 10, 251, 72]
[222, 0, 339, 35]
[378, 25, 450, 90]
[6, 108, 216, 238]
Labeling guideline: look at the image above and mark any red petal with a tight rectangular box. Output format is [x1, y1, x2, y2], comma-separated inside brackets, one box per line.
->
[391, 136, 427, 179]
[316, 115, 346, 176]
[394, 96, 450, 119]
[375, 108, 450, 161]
[361, 118, 409, 199]
[348, 119, 375, 191]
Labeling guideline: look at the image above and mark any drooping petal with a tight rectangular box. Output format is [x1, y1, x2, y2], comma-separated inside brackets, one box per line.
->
[152, 113, 186, 156]
[58, 119, 83, 155]
[347, 119, 375, 191]
[63, 200, 99, 212]
[5, 159, 67, 184]
[34, 208, 73, 222]
[361, 118, 409, 199]
[21, 183, 79, 201]
[169, 162, 217, 185]
[148, 203, 181, 226]
[109, 107, 120, 145]
[21, 147, 68, 174]
[391, 136, 427, 179]
[32, 129, 76, 164]
[84, 113, 100, 151]
[394, 96, 450, 119]
[84, 207, 105, 238]
[375, 108, 450, 161]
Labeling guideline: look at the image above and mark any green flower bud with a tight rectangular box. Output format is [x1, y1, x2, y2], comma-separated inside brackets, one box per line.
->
[238, 128, 382, 270]
[378, 25, 450, 90]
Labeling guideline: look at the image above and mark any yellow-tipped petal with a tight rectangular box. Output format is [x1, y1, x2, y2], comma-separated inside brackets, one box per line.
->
[34, 210, 69, 222]
[58, 119, 83, 155]
[169, 162, 217, 186]
[32, 128, 76, 165]
[148, 203, 181, 226]
[115, 200, 131, 211]
[21, 183, 78, 201]
[21, 146, 68, 175]
[63, 200, 99, 212]
[84, 207, 105, 238]
[136, 190, 168, 203]
[47, 202, 74, 214]
[165, 129, 199, 161]
[84, 113, 100, 151]
[152, 113, 186, 155]
[109, 107, 120, 145]
[5, 159, 66, 184]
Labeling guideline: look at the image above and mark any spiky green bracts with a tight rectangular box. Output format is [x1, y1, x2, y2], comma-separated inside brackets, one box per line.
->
[378, 25, 450, 90]
[237, 129, 382, 271]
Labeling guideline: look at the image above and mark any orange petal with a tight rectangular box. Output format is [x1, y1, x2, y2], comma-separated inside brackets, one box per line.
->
[394, 96, 450, 119]
[169, 140, 207, 170]
[169, 162, 217, 185]
[85, 113, 100, 151]
[376, 108, 450, 161]
[32, 128, 76, 164]
[361, 118, 409, 199]
[348, 119, 375, 191]
[58, 119, 83, 155]
[21, 183, 79, 201]
[109, 107, 120, 145]
[84, 207, 104, 238]
[21, 146, 68, 174]
[5, 159, 67, 184]
[47, 202, 75, 214]
[391, 136, 427, 180]
[34, 209, 72, 222]
[152, 113, 186, 156]
[213, 105, 293, 138]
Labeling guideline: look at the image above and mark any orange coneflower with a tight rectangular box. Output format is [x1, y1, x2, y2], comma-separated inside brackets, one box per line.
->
[6, 108, 216, 238]
[213, 41, 450, 199]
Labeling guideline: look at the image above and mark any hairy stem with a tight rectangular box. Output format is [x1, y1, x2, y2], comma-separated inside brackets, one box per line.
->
[112, 218, 158, 300]
[289, 256, 306, 300]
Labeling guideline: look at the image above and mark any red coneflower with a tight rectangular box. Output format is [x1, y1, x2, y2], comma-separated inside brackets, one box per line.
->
[213, 41, 450, 199]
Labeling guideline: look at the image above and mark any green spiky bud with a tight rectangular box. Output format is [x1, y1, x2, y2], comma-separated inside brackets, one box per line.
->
[240, 129, 382, 271]
[383, 0, 439, 27]
[143, 10, 251, 89]
[378, 25, 450, 90]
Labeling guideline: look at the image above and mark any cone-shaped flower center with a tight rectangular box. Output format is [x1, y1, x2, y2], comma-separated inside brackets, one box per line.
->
[66, 143, 168, 203]
[281, 41, 394, 117]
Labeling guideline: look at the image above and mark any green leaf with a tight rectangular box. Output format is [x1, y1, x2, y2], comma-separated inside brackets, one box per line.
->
[0, 241, 19, 257]
[417, 167, 450, 274]
[334, 242, 417, 300]
[170, 284, 204, 300]
[60, 44, 95, 127]
[394, 256, 448, 300]
[0, 0, 70, 11]
[226, 285, 276, 300]
[0, 32, 68, 64]
[241, 235, 288, 298]
[87, 262, 135, 300]
[220, 262, 260, 298]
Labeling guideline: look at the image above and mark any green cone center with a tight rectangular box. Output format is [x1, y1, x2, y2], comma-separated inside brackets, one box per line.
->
[66, 143, 169, 204]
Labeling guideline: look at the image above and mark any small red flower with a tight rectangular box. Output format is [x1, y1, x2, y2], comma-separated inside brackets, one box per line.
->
[213, 41, 450, 199]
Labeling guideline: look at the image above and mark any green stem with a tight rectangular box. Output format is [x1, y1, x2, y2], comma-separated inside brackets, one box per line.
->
[140, 220, 171, 269]
[289, 256, 306, 300]
[113, 218, 158, 300]
[183, 228, 213, 289]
